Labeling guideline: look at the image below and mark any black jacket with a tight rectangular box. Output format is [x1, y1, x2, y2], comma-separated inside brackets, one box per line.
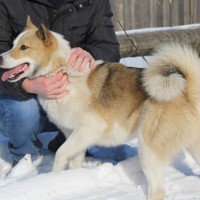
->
[0, 0, 120, 99]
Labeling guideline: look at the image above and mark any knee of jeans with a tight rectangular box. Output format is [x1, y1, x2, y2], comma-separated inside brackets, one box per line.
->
[0, 98, 38, 118]
[0, 98, 45, 136]
[0, 100, 11, 133]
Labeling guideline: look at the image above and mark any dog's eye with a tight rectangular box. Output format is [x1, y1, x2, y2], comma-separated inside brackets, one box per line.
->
[20, 45, 28, 50]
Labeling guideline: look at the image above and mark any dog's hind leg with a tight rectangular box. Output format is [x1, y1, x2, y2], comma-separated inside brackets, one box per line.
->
[53, 118, 106, 172]
[139, 134, 166, 200]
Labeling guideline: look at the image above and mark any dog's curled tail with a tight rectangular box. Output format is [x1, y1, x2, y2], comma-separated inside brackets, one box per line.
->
[142, 43, 200, 102]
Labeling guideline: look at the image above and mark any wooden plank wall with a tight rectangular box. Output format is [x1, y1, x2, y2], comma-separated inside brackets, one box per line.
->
[110, 0, 200, 31]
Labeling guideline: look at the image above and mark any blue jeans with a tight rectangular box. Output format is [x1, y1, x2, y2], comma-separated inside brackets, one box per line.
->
[0, 94, 56, 161]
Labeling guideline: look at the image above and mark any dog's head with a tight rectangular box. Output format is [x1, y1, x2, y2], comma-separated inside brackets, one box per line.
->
[0, 17, 71, 82]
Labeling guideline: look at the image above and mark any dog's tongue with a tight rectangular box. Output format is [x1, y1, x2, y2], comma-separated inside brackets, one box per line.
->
[2, 64, 29, 81]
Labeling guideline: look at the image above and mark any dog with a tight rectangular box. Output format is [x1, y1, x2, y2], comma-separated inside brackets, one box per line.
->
[0, 17, 200, 200]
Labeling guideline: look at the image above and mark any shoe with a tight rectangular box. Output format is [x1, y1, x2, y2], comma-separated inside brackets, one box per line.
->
[9, 154, 40, 178]
[12, 159, 19, 167]
[12, 152, 41, 167]
[48, 131, 66, 152]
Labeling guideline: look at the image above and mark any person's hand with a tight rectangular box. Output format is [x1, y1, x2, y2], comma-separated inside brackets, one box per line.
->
[22, 71, 69, 99]
[67, 47, 95, 72]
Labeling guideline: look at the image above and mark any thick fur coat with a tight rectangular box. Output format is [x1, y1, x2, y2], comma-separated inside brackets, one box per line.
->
[0, 18, 200, 200]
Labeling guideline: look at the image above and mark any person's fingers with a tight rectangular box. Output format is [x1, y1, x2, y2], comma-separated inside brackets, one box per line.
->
[67, 47, 95, 72]
[67, 48, 81, 67]
[49, 90, 69, 99]
[89, 58, 95, 69]
[78, 57, 90, 72]
[78, 56, 95, 72]
[72, 54, 87, 71]
[48, 73, 68, 91]
[48, 71, 64, 84]
[46, 80, 69, 98]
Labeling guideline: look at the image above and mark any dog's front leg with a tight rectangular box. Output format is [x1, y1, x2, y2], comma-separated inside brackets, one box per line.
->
[68, 151, 85, 169]
[53, 120, 106, 172]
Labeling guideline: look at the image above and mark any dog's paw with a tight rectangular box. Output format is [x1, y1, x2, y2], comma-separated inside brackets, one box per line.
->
[68, 153, 85, 169]
[83, 159, 102, 168]
[52, 161, 66, 172]
[53, 156, 67, 172]
[148, 188, 165, 200]
[68, 158, 83, 169]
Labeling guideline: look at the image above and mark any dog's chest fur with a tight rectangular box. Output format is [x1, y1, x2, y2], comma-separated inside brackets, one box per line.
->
[38, 74, 91, 130]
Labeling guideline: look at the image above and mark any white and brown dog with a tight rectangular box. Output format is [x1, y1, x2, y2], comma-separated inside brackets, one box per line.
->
[1, 18, 200, 200]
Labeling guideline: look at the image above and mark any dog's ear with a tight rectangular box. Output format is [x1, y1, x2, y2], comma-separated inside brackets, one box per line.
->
[36, 24, 52, 47]
[26, 16, 37, 30]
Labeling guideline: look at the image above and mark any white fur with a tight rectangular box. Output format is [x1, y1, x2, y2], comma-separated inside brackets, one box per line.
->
[98, 123, 133, 146]
[138, 129, 166, 200]
[142, 43, 200, 102]
[143, 72, 185, 102]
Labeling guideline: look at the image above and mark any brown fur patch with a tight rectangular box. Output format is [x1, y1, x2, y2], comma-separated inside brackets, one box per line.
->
[88, 62, 147, 133]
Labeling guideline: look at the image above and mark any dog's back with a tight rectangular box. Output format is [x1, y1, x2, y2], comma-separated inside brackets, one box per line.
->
[88, 62, 147, 137]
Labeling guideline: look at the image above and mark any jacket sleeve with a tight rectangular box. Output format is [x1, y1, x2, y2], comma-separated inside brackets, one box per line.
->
[0, 1, 13, 54]
[80, 0, 120, 62]
[0, 1, 33, 99]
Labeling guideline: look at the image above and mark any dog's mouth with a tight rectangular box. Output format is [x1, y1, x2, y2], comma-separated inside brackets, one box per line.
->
[1, 63, 30, 81]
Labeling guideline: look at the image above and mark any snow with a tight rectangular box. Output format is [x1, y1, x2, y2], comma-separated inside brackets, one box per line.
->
[0, 57, 200, 200]
[116, 23, 200, 36]
[0, 133, 200, 200]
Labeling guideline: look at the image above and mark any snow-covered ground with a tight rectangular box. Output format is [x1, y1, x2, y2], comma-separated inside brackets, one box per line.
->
[0, 57, 200, 200]
[0, 133, 200, 200]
